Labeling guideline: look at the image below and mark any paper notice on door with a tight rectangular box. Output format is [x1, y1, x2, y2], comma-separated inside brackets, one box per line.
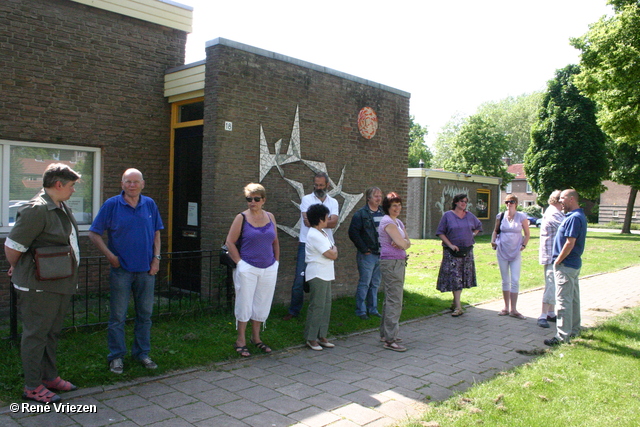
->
[187, 202, 198, 226]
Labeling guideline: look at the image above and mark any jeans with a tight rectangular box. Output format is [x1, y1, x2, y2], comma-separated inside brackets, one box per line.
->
[108, 267, 155, 361]
[354, 252, 381, 316]
[288, 243, 306, 316]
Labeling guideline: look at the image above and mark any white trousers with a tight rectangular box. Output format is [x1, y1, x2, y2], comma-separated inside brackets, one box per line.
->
[497, 253, 521, 293]
[233, 260, 279, 323]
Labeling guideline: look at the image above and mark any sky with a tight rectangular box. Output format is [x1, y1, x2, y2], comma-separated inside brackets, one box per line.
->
[180, 0, 611, 144]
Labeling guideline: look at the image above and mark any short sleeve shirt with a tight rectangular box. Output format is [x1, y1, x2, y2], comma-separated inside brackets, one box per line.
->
[436, 210, 482, 247]
[552, 208, 587, 269]
[539, 205, 564, 265]
[305, 227, 335, 281]
[90, 192, 163, 272]
[298, 193, 339, 243]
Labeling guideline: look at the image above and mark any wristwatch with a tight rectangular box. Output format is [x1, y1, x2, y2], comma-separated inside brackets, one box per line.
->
[154, 255, 161, 260]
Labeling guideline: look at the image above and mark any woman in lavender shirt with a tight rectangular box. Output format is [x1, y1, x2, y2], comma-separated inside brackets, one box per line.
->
[436, 193, 482, 317]
[378, 192, 411, 352]
[225, 183, 279, 357]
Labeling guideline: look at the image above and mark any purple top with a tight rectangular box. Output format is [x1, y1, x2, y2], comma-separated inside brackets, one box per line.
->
[436, 210, 482, 247]
[378, 215, 407, 260]
[240, 215, 277, 269]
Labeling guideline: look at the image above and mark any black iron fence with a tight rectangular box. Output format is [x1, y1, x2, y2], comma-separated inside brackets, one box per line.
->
[3, 249, 234, 341]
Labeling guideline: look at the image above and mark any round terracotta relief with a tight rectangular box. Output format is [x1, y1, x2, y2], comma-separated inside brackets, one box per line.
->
[358, 107, 378, 139]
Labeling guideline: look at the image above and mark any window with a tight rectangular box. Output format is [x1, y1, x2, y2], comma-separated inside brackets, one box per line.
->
[475, 189, 490, 220]
[1, 140, 101, 232]
[612, 210, 619, 218]
[526, 182, 532, 194]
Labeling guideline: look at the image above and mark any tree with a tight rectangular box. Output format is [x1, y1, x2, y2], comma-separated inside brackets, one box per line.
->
[476, 92, 544, 163]
[431, 114, 466, 169]
[442, 114, 513, 187]
[571, 0, 640, 233]
[525, 65, 609, 204]
[408, 116, 432, 168]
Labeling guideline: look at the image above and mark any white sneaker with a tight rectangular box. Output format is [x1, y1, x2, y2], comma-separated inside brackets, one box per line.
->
[139, 357, 158, 369]
[306, 341, 323, 351]
[109, 358, 124, 374]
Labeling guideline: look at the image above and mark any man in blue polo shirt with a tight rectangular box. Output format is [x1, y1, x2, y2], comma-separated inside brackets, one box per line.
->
[89, 168, 163, 373]
[544, 189, 587, 346]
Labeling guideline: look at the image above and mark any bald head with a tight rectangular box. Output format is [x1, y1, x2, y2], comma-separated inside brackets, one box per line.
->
[122, 168, 143, 182]
[559, 189, 579, 212]
[121, 168, 145, 200]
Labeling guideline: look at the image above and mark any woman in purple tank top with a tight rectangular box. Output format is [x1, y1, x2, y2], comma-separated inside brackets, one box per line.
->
[225, 183, 280, 357]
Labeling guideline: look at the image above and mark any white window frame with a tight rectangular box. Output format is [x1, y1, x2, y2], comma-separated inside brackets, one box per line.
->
[526, 182, 532, 194]
[0, 139, 102, 234]
[505, 182, 512, 194]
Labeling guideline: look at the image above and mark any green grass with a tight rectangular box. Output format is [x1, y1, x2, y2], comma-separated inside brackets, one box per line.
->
[0, 229, 638, 405]
[401, 307, 640, 427]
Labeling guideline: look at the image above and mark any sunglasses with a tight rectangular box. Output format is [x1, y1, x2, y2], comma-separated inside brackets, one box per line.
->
[246, 197, 262, 202]
[505, 200, 516, 204]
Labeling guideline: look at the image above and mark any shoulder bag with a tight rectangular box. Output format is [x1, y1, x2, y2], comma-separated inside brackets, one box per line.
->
[220, 213, 245, 268]
[33, 245, 75, 281]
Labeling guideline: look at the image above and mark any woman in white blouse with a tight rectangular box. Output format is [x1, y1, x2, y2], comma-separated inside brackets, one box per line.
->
[304, 204, 338, 351]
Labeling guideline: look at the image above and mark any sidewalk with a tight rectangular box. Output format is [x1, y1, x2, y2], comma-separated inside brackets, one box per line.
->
[3, 266, 640, 427]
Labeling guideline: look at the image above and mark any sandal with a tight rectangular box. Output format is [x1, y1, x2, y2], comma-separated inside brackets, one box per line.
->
[234, 345, 251, 357]
[510, 312, 526, 320]
[250, 339, 272, 354]
[383, 341, 407, 352]
[43, 376, 77, 392]
[498, 309, 509, 316]
[380, 337, 403, 343]
[451, 308, 464, 317]
[23, 385, 61, 403]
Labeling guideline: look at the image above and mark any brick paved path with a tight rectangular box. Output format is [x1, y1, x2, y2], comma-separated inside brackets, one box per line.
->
[3, 265, 639, 426]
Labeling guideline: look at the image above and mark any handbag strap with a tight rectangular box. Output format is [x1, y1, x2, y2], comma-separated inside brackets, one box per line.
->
[239, 212, 246, 241]
[495, 211, 505, 235]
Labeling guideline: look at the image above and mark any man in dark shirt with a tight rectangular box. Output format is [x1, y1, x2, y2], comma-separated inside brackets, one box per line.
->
[348, 187, 384, 319]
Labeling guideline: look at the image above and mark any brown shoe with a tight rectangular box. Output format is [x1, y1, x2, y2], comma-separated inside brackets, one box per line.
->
[282, 314, 296, 321]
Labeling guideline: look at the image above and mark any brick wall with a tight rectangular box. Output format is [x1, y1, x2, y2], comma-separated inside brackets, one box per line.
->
[0, 0, 187, 309]
[599, 180, 640, 225]
[202, 42, 410, 305]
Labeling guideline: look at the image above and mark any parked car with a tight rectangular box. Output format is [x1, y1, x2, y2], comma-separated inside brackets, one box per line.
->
[527, 216, 542, 227]
[8, 200, 29, 226]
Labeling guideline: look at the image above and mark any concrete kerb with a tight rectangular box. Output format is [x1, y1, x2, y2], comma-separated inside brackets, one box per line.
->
[1, 265, 636, 416]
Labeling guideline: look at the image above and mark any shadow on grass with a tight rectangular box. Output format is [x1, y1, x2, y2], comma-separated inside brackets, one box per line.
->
[584, 234, 640, 241]
[576, 318, 640, 359]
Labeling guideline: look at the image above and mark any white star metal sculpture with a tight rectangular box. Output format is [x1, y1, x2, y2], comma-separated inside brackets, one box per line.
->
[259, 106, 363, 238]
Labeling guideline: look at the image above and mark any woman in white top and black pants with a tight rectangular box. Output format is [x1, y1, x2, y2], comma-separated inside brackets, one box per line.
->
[304, 204, 338, 351]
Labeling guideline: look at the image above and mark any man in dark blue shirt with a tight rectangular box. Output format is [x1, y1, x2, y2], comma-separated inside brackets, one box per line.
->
[89, 168, 163, 373]
[544, 189, 587, 346]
